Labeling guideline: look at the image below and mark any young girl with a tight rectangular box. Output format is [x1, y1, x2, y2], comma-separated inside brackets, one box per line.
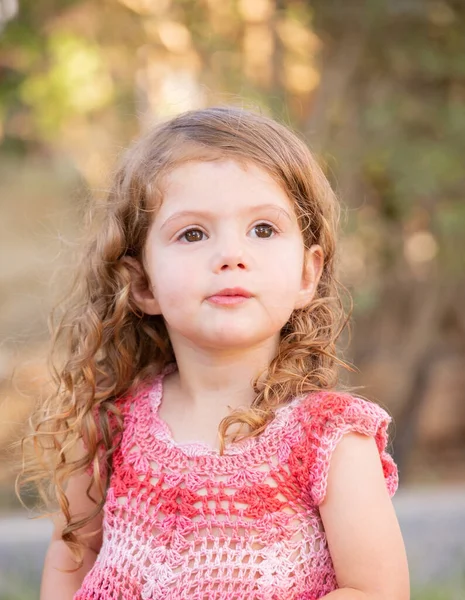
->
[19, 106, 409, 600]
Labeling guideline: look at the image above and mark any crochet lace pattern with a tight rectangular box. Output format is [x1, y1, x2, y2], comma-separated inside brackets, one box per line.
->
[75, 368, 398, 600]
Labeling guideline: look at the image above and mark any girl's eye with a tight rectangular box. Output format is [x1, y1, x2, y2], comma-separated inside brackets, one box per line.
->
[178, 228, 206, 243]
[252, 223, 276, 238]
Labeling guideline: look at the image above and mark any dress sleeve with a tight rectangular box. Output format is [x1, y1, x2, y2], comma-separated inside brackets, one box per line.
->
[303, 392, 399, 507]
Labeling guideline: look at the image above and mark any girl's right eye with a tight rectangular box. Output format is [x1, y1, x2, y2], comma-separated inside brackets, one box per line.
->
[178, 228, 206, 243]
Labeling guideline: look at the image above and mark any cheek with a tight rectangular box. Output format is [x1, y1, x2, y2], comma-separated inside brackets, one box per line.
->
[151, 255, 201, 310]
[265, 244, 304, 291]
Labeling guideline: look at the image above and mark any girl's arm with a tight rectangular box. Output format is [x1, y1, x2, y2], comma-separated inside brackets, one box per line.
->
[318, 432, 410, 600]
[40, 467, 104, 600]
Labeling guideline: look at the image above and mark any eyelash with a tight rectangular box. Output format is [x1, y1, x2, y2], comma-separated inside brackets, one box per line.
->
[176, 222, 279, 243]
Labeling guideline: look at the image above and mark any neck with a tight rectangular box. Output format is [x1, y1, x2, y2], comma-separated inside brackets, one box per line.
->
[165, 334, 280, 413]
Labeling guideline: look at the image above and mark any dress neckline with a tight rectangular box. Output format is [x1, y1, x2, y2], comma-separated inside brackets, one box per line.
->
[142, 363, 309, 460]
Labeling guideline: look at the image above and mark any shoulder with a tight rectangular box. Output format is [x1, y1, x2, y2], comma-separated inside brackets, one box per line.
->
[107, 376, 158, 422]
[295, 390, 398, 506]
[296, 390, 394, 448]
[297, 389, 392, 427]
[82, 382, 146, 477]
[317, 430, 409, 598]
[299, 392, 409, 597]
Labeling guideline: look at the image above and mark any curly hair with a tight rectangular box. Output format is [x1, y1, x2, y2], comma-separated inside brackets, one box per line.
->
[17, 106, 352, 565]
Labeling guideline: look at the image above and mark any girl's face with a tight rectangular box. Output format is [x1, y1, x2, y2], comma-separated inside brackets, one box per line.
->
[128, 159, 323, 352]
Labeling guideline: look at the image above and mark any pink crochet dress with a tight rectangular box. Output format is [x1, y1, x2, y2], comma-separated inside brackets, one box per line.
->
[75, 367, 398, 600]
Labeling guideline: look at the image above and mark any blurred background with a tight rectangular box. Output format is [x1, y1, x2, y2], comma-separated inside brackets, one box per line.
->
[0, 0, 464, 598]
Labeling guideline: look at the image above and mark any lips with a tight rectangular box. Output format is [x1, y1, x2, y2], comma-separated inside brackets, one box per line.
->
[206, 287, 253, 305]
[211, 287, 252, 298]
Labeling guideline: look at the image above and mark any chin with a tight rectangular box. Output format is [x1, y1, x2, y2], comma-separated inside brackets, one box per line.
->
[200, 328, 275, 350]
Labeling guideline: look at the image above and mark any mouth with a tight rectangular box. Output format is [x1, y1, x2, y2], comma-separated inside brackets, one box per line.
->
[212, 287, 252, 298]
[206, 287, 253, 305]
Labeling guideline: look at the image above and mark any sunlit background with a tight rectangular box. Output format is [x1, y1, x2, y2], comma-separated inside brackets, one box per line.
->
[0, 1, 464, 598]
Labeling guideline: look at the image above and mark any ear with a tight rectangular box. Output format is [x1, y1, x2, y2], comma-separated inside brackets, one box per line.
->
[122, 256, 161, 316]
[294, 244, 324, 310]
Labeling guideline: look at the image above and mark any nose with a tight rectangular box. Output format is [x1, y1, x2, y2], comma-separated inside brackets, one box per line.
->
[212, 232, 248, 273]
[219, 258, 246, 271]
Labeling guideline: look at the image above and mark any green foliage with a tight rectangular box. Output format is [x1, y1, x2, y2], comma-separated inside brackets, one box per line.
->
[19, 32, 113, 137]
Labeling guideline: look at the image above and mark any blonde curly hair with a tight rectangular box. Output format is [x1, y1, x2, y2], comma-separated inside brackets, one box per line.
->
[17, 106, 352, 564]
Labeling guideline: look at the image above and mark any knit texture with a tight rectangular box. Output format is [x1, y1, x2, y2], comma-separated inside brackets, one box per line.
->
[75, 367, 398, 600]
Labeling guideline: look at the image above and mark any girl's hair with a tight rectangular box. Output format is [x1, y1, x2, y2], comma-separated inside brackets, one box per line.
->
[17, 105, 351, 564]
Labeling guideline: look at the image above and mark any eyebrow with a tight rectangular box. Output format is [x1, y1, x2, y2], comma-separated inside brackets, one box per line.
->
[160, 203, 293, 231]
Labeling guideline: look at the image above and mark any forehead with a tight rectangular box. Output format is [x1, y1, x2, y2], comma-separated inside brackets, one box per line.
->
[156, 159, 295, 216]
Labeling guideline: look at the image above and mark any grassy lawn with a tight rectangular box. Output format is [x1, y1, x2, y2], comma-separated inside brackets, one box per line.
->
[411, 580, 465, 600]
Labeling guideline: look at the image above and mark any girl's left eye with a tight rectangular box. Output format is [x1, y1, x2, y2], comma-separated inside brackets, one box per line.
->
[251, 223, 277, 238]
